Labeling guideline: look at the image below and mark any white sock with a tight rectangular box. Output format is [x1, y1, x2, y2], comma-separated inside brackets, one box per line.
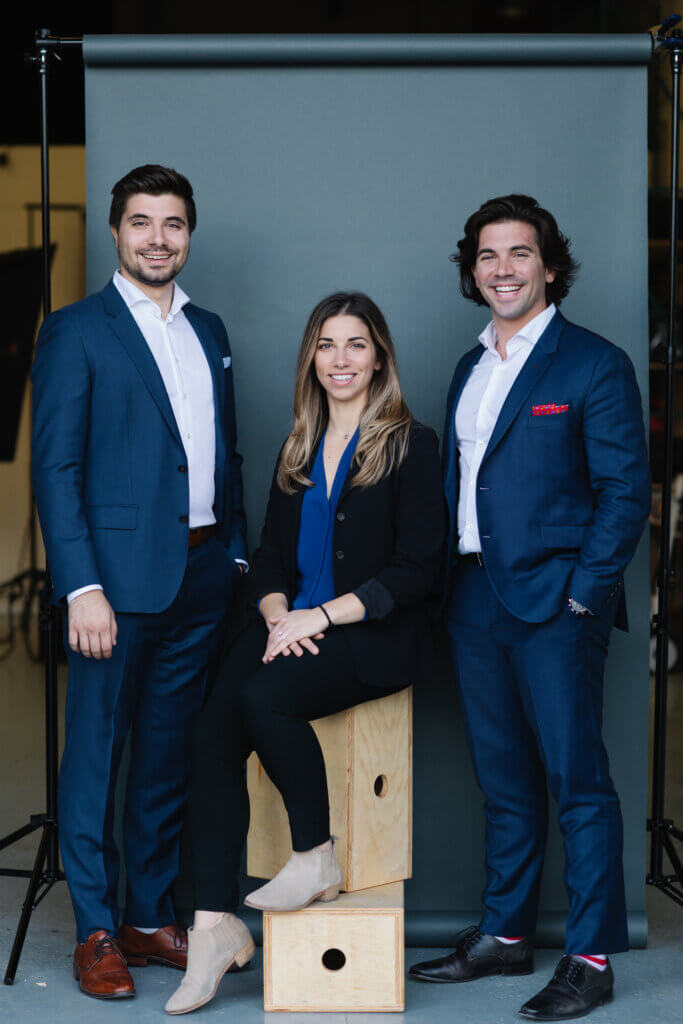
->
[576, 954, 608, 971]
[495, 935, 524, 944]
[131, 926, 159, 934]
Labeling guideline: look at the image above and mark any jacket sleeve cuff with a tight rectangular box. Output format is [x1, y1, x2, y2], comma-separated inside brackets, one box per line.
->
[250, 578, 291, 609]
[352, 578, 395, 621]
[567, 565, 623, 620]
[67, 584, 103, 604]
[226, 535, 248, 564]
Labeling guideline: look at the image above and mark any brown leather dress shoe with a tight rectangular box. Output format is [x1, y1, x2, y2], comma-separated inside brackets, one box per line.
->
[118, 924, 188, 970]
[73, 930, 135, 999]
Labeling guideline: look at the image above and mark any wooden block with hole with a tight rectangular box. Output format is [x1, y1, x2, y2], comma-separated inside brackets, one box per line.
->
[247, 687, 412, 892]
[263, 881, 404, 1012]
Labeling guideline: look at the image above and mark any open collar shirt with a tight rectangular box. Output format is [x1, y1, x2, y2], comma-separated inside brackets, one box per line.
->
[67, 272, 219, 604]
[113, 270, 216, 529]
[455, 303, 557, 555]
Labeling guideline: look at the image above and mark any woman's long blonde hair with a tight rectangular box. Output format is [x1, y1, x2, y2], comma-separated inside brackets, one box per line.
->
[278, 292, 412, 494]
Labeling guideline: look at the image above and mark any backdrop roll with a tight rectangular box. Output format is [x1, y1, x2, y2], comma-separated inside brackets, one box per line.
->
[83, 33, 651, 946]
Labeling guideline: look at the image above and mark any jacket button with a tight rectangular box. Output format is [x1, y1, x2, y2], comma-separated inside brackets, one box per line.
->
[336, 512, 345, 522]
[179, 514, 189, 524]
[336, 550, 344, 560]
[178, 464, 188, 473]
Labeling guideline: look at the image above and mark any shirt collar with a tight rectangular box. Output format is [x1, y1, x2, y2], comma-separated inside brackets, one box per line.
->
[113, 269, 190, 319]
[478, 302, 557, 353]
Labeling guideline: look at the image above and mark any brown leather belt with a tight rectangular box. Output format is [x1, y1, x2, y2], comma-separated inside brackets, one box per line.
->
[188, 524, 218, 549]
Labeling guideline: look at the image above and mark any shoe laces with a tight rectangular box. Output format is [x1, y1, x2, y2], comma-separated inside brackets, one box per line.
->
[94, 935, 122, 962]
[554, 955, 582, 986]
[459, 926, 483, 956]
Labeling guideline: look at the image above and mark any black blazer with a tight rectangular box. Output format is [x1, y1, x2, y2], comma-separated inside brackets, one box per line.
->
[250, 422, 447, 687]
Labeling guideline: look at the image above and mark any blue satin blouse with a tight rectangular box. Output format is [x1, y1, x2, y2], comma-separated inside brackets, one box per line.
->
[292, 428, 359, 610]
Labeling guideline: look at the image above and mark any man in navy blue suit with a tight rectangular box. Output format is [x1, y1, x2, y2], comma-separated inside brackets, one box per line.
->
[31, 165, 247, 999]
[410, 195, 650, 1020]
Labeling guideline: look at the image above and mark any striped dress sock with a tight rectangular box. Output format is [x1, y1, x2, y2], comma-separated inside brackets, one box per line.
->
[576, 954, 608, 972]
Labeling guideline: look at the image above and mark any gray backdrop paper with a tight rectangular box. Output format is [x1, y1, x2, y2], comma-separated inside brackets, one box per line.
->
[83, 34, 651, 946]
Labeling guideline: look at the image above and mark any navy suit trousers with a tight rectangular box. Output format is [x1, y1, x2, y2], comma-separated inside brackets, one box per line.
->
[446, 561, 629, 954]
[59, 537, 236, 942]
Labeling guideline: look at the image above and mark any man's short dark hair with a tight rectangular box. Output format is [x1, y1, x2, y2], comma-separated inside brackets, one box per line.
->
[109, 165, 197, 233]
[452, 194, 579, 307]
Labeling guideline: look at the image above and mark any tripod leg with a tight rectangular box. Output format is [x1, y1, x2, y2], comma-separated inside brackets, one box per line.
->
[3, 826, 49, 985]
[0, 817, 43, 854]
[663, 830, 683, 885]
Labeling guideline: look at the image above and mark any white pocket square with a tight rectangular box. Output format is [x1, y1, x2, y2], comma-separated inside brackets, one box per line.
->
[222, 356, 232, 368]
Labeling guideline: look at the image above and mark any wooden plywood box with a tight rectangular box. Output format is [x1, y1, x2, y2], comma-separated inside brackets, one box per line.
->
[263, 881, 404, 1012]
[247, 687, 412, 892]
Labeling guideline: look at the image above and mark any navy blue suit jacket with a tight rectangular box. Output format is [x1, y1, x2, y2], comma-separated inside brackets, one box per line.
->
[31, 280, 247, 612]
[443, 310, 650, 630]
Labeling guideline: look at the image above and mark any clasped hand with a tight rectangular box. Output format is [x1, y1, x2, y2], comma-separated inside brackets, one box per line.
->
[263, 607, 328, 663]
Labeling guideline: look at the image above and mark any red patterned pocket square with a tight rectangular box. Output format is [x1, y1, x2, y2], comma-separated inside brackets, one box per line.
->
[532, 403, 570, 416]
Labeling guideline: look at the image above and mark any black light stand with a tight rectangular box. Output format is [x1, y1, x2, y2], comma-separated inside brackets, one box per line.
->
[0, 30, 82, 985]
[647, 14, 683, 908]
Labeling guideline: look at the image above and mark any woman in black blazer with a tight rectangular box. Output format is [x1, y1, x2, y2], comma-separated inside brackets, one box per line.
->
[166, 292, 446, 1016]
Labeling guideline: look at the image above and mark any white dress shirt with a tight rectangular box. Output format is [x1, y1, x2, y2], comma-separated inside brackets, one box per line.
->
[456, 303, 557, 555]
[67, 270, 219, 603]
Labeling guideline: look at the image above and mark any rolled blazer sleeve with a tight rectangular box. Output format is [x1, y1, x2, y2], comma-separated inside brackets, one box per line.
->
[353, 426, 447, 621]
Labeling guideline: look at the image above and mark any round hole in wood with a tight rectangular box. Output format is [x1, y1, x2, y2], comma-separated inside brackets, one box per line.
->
[322, 948, 346, 971]
[374, 774, 388, 798]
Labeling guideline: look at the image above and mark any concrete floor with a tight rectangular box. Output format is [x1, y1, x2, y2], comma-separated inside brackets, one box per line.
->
[0, 646, 681, 1023]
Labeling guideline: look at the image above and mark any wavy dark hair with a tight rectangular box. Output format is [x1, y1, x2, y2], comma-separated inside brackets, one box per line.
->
[109, 164, 197, 233]
[452, 194, 579, 307]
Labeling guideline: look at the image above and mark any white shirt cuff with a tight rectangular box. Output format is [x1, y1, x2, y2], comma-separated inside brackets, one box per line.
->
[234, 559, 249, 574]
[67, 584, 104, 604]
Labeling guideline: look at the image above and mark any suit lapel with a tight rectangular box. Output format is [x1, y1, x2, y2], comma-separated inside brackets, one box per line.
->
[102, 281, 182, 447]
[337, 464, 359, 507]
[288, 446, 316, 575]
[481, 310, 565, 467]
[184, 305, 226, 432]
[101, 282, 230, 514]
[443, 345, 485, 525]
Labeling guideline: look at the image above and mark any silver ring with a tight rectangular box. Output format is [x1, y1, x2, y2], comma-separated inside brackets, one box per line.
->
[277, 631, 285, 638]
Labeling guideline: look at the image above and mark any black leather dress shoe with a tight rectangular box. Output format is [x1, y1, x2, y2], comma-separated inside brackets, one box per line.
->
[519, 955, 613, 1020]
[409, 926, 534, 983]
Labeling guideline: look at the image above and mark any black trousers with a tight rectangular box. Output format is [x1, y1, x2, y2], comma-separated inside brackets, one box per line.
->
[188, 618, 401, 911]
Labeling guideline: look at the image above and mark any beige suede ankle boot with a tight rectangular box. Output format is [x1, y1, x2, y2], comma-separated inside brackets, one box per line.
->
[244, 840, 342, 912]
[164, 914, 255, 1015]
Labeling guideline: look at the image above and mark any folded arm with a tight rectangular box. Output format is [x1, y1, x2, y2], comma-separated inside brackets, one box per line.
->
[259, 590, 366, 662]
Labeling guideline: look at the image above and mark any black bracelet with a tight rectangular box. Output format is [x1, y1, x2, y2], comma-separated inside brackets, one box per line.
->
[319, 604, 334, 627]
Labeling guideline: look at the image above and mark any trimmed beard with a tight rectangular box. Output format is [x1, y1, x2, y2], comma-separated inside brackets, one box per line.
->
[119, 248, 187, 289]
